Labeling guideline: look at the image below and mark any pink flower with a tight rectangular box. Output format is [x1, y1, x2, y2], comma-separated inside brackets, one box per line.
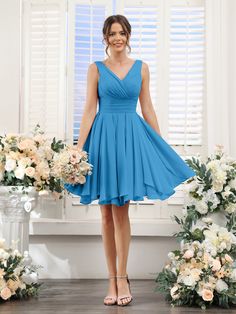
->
[0, 287, 12, 300]
[202, 289, 213, 301]
[183, 249, 194, 259]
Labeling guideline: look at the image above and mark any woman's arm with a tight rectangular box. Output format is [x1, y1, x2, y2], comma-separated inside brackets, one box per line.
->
[139, 62, 162, 136]
[76, 63, 99, 150]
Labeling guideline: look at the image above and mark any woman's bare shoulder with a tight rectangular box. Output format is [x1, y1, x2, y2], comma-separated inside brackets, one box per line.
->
[88, 62, 98, 72]
[141, 61, 149, 71]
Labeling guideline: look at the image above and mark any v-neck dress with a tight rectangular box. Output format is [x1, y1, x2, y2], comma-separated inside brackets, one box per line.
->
[64, 59, 196, 206]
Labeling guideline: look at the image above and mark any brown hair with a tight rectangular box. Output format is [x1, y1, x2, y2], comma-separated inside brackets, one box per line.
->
[102, 15, 131, 56]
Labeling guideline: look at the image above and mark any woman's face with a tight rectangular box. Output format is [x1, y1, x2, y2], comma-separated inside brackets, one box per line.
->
[106, 22, 129, 53]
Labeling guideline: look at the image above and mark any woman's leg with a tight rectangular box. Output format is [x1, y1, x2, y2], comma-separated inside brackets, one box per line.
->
[112, 201, 132, 305]
[100, 204, 117, 303]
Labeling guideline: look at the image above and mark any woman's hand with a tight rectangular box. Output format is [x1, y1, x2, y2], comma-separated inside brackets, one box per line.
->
[73, 144, 83, 151]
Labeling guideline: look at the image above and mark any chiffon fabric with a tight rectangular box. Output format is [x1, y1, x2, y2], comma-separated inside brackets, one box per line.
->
[64, 59, 196, 206]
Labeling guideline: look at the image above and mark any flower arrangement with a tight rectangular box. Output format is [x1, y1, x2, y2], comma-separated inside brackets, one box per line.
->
[50, 145, 93, 185]
[182, 145, 236, 229]
[0, 239, 42, 302]
[155, 219, 236, 309]
[155, 145, 236, 309]
[0, 124, 93, 198]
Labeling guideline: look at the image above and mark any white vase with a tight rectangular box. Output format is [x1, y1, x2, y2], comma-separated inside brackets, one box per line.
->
[0, 186, 38, 253]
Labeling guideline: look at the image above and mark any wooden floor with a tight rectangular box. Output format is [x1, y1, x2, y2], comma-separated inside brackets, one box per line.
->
[1, 279, 236, 313]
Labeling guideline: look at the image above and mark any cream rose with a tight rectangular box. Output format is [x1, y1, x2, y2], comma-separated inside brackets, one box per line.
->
[0, 286, 12, 300]
[25, 166, 35, 177]
[211, 259, 221, 271]
[183, 249, 194, 259]
[202, 289, 213, 301]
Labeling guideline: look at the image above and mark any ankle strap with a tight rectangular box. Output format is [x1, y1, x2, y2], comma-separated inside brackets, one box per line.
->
[109, 275, 116, 279]
[116, 275, 128, 279]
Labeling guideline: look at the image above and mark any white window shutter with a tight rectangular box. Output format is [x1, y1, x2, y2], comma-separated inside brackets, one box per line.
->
[168, 2, 205, 148]
[67, 0, 112, 145]
[166, 0, 205, 206]
[123, 3, 160, 116]
[22, 0, 66, 139]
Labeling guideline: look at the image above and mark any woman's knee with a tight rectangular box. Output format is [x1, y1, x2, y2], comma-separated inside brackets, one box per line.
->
[100, 204, 113, 225]
[112, 203, 130, 225]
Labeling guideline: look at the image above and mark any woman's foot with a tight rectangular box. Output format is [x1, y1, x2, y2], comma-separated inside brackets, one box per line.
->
[116, 274, 133, 306]
[103, 275, 117, 305]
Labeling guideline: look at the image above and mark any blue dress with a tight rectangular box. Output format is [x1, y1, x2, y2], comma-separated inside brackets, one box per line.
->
[64, 59, 196, 206]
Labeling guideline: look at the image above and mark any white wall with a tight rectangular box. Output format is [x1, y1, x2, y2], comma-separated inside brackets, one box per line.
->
[29, 235, 179, 279]
[0, 0, 20, 134]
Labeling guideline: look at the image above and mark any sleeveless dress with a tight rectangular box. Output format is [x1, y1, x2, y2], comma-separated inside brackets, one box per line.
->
[64, 59, 196, 206]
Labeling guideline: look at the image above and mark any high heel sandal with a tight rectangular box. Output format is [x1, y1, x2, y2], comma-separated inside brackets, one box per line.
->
[103, 275, 117, 306]
[116, 274, 133, 306]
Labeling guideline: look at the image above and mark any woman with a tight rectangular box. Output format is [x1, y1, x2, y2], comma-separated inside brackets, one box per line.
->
[64, 14, 196, 306]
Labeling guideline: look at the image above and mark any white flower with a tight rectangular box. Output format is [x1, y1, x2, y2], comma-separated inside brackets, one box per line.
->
[21, 270, 38, 285]
[215, 279, 228, 293]
[185, 179, 199, 193]
[225, 203, 236, 214]
[182, 275, 196, 287]
[0, 248, 9, 260]
[195, 200, 208, 214]
[230, 269, 236, 281]
[222, 186, 234, 199]
[5, 159, 16, 172]
[14, 166, 25, 180]
[13, 249, 21, 257]
[167, 252, 175, 260]
[170, 284, 180, 300]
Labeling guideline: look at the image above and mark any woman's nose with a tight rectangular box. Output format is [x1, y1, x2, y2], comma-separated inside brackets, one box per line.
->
[115, 33, 121, 40]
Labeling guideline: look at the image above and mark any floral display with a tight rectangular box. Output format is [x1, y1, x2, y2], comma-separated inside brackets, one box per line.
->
[0, 239, 42, 302]
[156, 145, 236, 309]
[156, 219, 236, 309]
[181, 145, 236, 229]
[0, 124, 92, 198]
